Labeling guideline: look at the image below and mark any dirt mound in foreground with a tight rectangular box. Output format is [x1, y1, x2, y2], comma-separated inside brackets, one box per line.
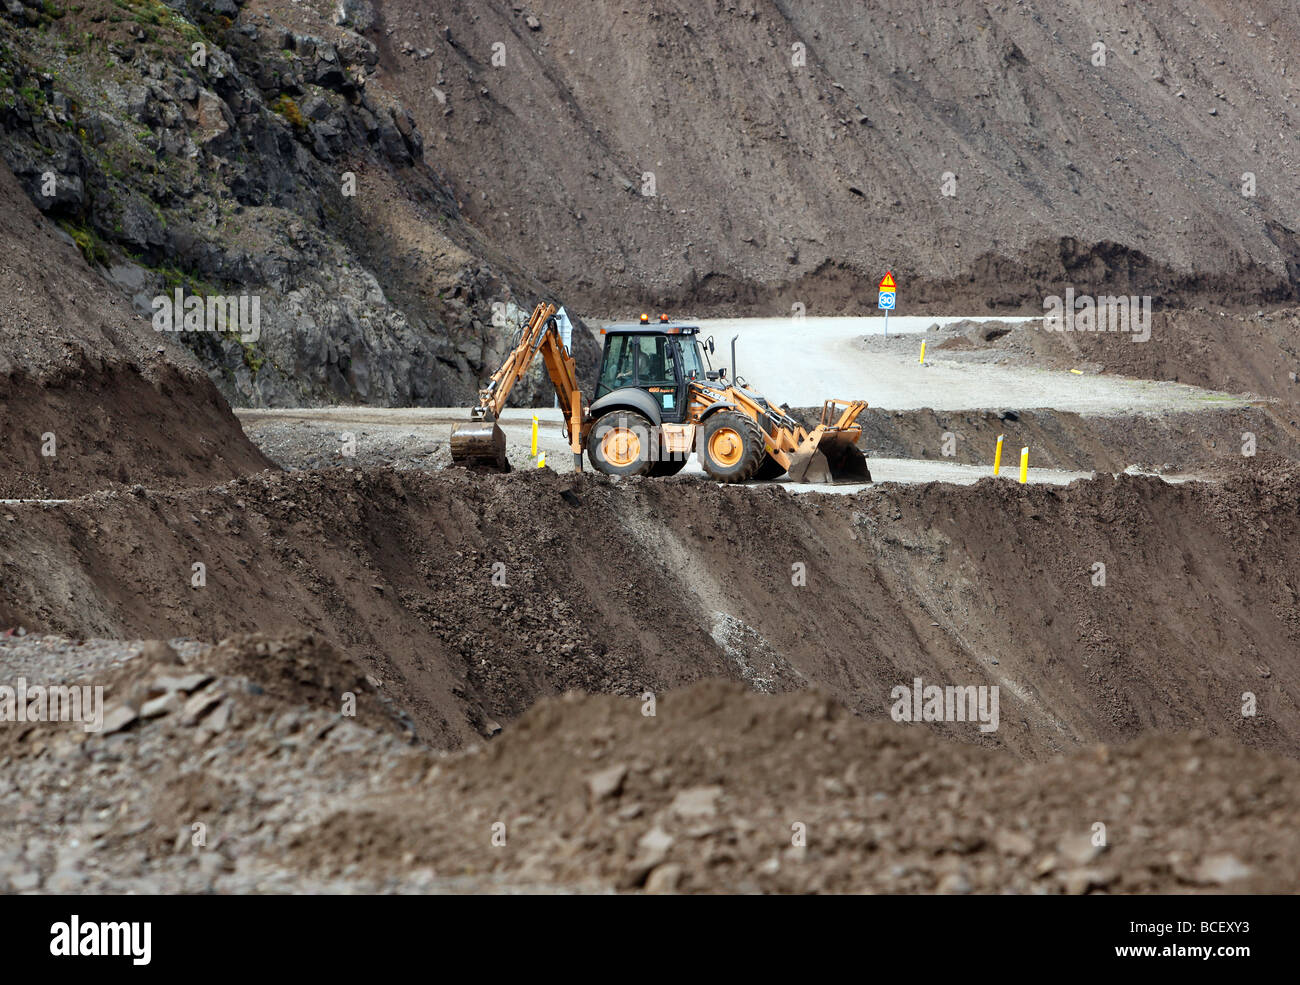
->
[0, 163, 272, 497]
[5, 658, 1297, 894]
[3, 466, 1299, 760]
[382, 681, 1300, 894]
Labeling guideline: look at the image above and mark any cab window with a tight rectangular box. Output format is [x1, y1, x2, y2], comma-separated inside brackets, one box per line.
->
[677, 339, 706, 379]
[595, 334, 630, 398]
[632, 335, 674, 387]
[595, 333, 683, 412]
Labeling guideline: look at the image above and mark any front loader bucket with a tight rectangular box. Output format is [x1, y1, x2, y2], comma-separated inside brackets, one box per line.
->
[821, 436, 871, 483]
[786, 447, 832, 484]
[787, 432, 871, 484]
[451, 420, 511, 472]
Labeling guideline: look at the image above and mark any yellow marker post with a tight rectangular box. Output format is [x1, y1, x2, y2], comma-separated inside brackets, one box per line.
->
[919, 341, 926, 364]
[537, 452, 546, 469]
[993, 434, 1004, 476]
[530, 414, 539, 457]
[1019, 447, 1029, 484]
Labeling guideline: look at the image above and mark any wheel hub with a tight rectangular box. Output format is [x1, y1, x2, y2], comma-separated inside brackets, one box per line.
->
[602, 428, 642, 466]
[708, 428, 744, 467]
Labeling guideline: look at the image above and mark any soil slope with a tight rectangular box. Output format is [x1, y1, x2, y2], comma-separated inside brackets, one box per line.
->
[379, 0, 1300, 311]
[0, 163, 272, 498]
[2, 466, 1297, 759]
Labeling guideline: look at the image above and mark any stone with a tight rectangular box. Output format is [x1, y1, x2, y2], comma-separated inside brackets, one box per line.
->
[181, 690, 223, 725]
[644, 863, 683, 893]
[669, 785, 721, 819]
[106, 261, 151, 295]
[9, 869, 41, 891]
[1058, 832, 1103, 867]
[44, 866, 85, 892]
[1061, 868, 1114, 895]
[300, 95, 333, 121]
[195, 90, 232, 142]
[334, 0, 375, 33]
[586, 764, 628, 802]
[1193, 855, 1252, 885]
[994, 830, 1034, 858]
[140, 692, 182, 718]
[203, 702, 232, 733]
[100, 705, 137, 734]
[32, 172, 85, 212]
[937, 871, 971, 894]
[634, 827, 673, 869]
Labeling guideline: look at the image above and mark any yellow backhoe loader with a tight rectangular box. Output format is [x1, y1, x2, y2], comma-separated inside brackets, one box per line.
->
[450, 302, 871, 483]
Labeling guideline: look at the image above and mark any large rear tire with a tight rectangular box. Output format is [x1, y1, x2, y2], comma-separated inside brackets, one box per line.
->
[587, 410, 656, 477]
[700, 412, 764, 482]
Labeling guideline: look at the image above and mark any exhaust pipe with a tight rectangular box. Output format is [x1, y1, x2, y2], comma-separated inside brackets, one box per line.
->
[730, 334, 739, 382]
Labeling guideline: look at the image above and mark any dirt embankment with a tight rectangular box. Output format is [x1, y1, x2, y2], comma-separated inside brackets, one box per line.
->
[1064, 308, 1300, 403]
[0, 165, 273, 498]
[794, 404, 1300, 473]
[949, 308, 1300, 404]
[3, 466, 1298, 758]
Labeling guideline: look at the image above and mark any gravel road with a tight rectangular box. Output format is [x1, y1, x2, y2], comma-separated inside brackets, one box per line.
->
[236, 316, 1247, 488]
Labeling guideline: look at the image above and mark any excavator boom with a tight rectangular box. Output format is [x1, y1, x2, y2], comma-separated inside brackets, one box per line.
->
[450, 302, 586, 471]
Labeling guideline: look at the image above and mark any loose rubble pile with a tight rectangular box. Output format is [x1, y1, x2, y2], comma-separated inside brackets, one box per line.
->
[3, 638, 1297, 894]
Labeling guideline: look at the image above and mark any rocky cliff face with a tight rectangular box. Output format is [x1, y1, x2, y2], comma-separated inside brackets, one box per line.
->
[0, 0, 599, 407]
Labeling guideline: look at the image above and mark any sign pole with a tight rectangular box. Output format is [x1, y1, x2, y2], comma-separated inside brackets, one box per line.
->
[878, 270, 897, 337]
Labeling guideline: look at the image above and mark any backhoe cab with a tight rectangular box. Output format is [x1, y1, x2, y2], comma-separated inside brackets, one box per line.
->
[450, 302, 871, 484]
[587, 318, 718, 478]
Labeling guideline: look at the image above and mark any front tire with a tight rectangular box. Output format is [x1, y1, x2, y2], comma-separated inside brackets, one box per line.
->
[700, 412, 764, 482]
[588, 410, 656, 477]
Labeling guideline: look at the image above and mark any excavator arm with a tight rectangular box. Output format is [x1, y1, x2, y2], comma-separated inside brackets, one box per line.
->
[451, 302, 588, 471]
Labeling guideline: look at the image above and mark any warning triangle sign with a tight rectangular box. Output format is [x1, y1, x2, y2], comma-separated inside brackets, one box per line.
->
[879, 271, 896, 291]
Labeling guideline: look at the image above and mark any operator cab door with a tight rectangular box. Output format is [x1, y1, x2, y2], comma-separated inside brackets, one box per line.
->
[594, 333, 632, 400]
[633, 334, 686, 423]
[594, 332, 686, 423]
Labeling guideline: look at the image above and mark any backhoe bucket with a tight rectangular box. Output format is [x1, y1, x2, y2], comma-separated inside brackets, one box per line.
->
[451, 419, 511, 472]
[787, 431, 871, 484]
